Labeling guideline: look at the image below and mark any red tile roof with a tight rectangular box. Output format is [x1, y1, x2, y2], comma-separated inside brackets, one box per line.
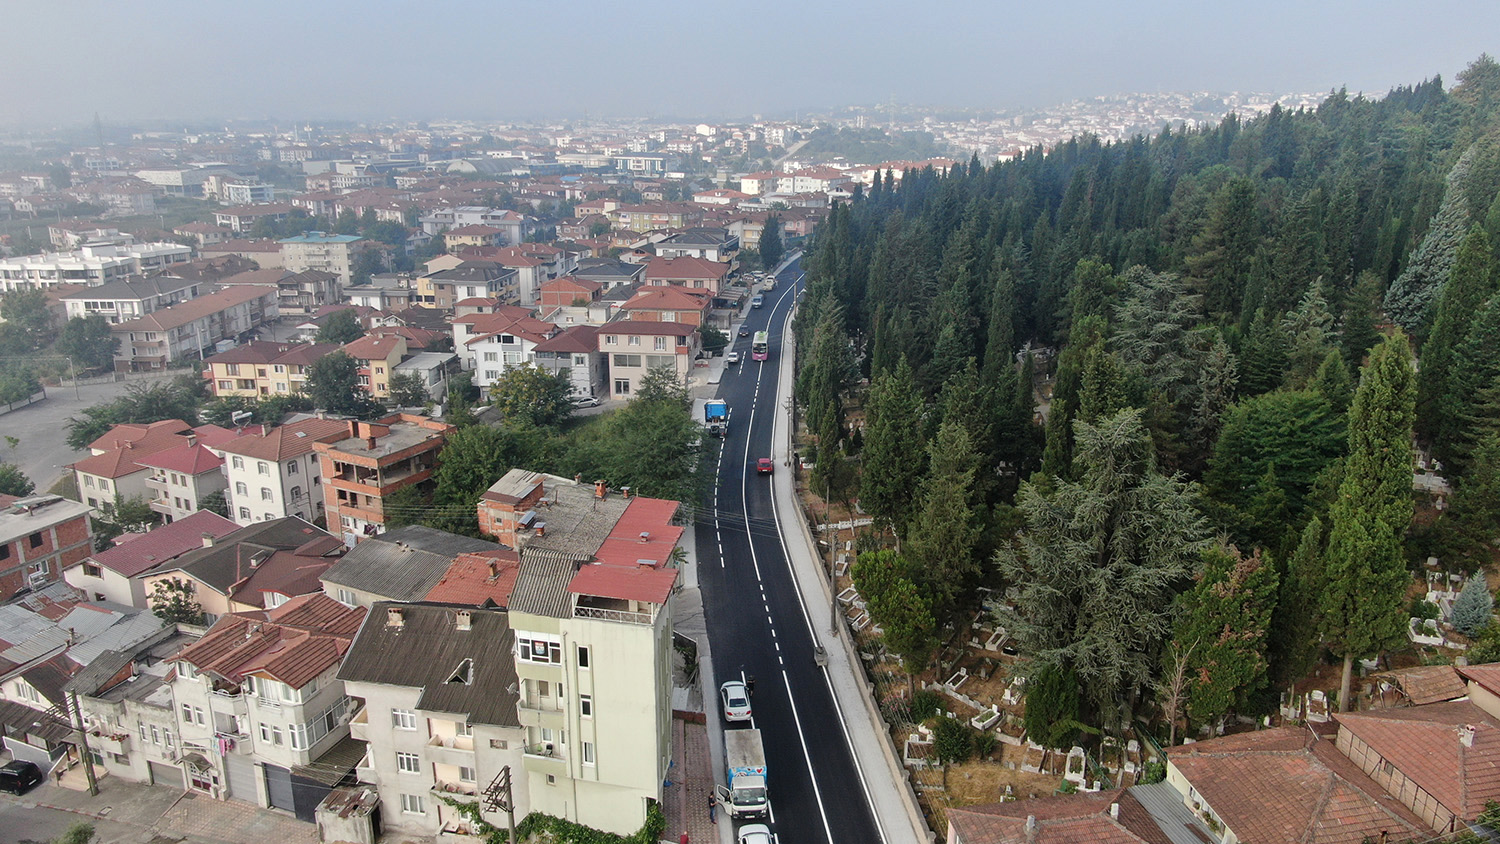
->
[532, 324, 600, 354]
[424, 550, 521, 607]
[72, 420, 196, 479]
[86, 419, 190, 453]
[1166, 727, 1428, 844]
[946, 789, 1164, 844]
[217, 418, 350, 461]
[89, 510, 239, 577]
[172, 594, 364, 689]
[601, 320, 698, 337]
[134, 442, 223, 475]
[567, 563, 676, 605]
[1377, 664, 1468, 705]
[621, 287, 713, 313]
[643, 256, 730, 282]
[340, 334, 404, 361]
[112, 285, 272, 332]
[1336, 701, 1500, 819]
[1459, 664, 1500, 698]
[595, 498, 682, 568]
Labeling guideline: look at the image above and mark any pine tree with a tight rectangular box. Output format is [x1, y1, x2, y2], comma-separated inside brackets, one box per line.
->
[1281, 286, 1336, 389]
[1269, 517, 1326, 690]
[1311, 349, 1353, 414]
[1384, 146, 1476, 331]
[1173, 543, 1278, 725]
[1442, 434, 1500, 556]
[1439, 297, 1500, 470]
[1188, 333, 1239, 457]
[907, 419, 981, 622]
[1185, 177, 1260, 319]
[860, 358, 926, 539]
[1340, 272, 1382, 368]
[1321, 332, 1416, 711]
[1418, 226, 1495, 441]
[1452, 572, 1495, 637]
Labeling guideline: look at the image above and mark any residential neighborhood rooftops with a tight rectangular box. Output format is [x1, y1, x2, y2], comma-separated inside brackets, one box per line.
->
[422, 550, 521, 608]
[945, 786, 1186, 844]
[173, 593, 364, 689]
[321, 526, 502, 602]
[148, 517, 346, 602]
[1336, 701, 1500, 820]
[111, 284, 272, 333]
[533, 324, 600, 354]
[55, 275, 199, 301]
[134, 441, 223, 475]
[340, 334, 404, 360]
[216, 418, 350, 461]
[87, 510, 238, 578]
[568, 563, 675, 605]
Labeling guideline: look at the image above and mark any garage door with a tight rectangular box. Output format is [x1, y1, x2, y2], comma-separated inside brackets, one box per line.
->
[225, 753, 258, 803]
[264, 763, 294, 813]
[149, 761, 184, 790]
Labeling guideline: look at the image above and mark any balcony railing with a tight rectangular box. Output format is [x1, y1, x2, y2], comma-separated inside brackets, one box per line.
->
[522, 742, 565, 760]
[432, 780, 478, 799]
[427, 734, 476, 752]
[573, 605, 654, 625]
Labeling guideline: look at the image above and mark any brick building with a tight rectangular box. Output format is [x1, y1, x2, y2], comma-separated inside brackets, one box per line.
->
[0, 494, 95, 600]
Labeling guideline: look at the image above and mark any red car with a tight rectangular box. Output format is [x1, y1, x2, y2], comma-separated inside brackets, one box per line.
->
[756, 458, 774, 475]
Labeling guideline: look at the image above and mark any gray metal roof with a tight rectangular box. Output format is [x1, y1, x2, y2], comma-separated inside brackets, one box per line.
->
[320, 526, 500, 602]
[337, 603, 519, 727]
[508, 547, 578, 619]
[63, 611, 170, 668]
[56, 275, 199, 301]
[1128, 781, 1217, 844]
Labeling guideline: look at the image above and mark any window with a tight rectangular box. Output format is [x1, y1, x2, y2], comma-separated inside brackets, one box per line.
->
[286, 461, 298, 474]
[613, 354, 642, 368]
[150, 724, 160, 744]
[577, 645, 590, 668]
[99, 480, 109, 492]
[483, 352, 498, 362]
[259, 723, 283, 745]
[261, 487, 273, 501]
[400, 793, 424, 815]
[263, 513, 274, 521]
[232, 456, 244, 469]
[181, 704, 205, 726]
[489, 739, 508, 750]
[336, 588, 357, 606]
[573, 354, 587, 366]
[274, 364, 285, 373]
[235, 482, 248, 495]
[239, 507, 250, 520]
[139, 723, 147, 742]
[84, 476, 95, 488]
[581, 741, 595, 766]
[258, 462, 269, 475]
[164, 729, 173, 749]
[290, 486, 302, 502]
[289, 723, 308, 750]
[391, 709, 417, 730]
[580, 695, 593, 718]
[83, 562, 102, 578]
[455, 722, 473, 737]
[536, 680, 550, 697]
[459, 766, 476, 783]
[628, 335, 641, 346]
[397, 752, 420, 774]
[614, 379, 630, 395]
[605, 335, 617, 346]
[654, 336, 668, 351]
[518, 636, 562, 665]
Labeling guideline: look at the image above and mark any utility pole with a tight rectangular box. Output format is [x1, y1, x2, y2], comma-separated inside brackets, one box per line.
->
[482, 765, 517, 844]
[66, 690, 100, 796]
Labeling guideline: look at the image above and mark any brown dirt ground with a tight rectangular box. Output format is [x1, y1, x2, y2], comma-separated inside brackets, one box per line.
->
[914, 762, 1063, 833]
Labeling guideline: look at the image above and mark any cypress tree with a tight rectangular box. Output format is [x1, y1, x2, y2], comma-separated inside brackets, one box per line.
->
[1173, 543, 1278, 726]
[1320, 332, 1416, 711]
[1269, 517, 1327, 690]
[860, 358, 926, 540]
[1419, 226, 1495, 442]
[1439, 296, 1500, 470]
[907, 419, 981, 621]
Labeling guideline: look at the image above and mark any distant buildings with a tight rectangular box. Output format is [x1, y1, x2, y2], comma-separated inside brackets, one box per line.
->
[0, 242, 193, 293]
[111, 285, 277, 372]
[279, 232, 366, 286]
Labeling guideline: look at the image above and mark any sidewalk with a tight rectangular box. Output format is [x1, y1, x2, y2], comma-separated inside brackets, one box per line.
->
[766, 308, 932, 844]
[6, 777, 317, 844]
[672, 519, 735, 844]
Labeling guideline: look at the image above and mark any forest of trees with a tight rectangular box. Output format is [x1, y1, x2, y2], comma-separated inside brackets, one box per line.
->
[811, 56, 1500, 743]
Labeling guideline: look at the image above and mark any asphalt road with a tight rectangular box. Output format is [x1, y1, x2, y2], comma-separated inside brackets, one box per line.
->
[697, 259, 884, 844]
[1, 377, 169, 494]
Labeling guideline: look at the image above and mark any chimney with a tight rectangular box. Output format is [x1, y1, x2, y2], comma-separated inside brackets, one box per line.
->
[1460, 724, 1477, 748]
[366, 434, 378, 450]
[201, 533, 216, 548]
[535, 523, 546, 538]
[622, 486, 632, 499]
[574, 473, 582, 483]
[594, 480, 607, 499]
[639, 531, 650, 543]
[456, 610, 471, 631]
[387, 607, 405, 628]
[1109, 802, 1119, 819]
[488, 561, 499, 579]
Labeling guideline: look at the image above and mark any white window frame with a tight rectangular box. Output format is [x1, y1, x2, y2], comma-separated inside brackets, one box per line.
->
[397, 751, 421, 774]
[391, 709, 417, 730]
[400, 793, 425, 814]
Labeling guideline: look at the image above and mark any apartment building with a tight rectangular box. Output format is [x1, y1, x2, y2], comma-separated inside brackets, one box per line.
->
[204, 341, 339, 398]
[134, 437, 231, 524]
[341, 335, 407, 398]
[532, 325, 604, 400]
[654, 228, 738, 262]
[422, 262, 518, 309]
[57, 275, 206, 324]
[167, 594, 366, 819]
[0, 242, 194, 293]
[443, 225, 506, 250]
[111, 285, 277, 372]
[618, 287, 712, 327]
[279, 232, 366, 286]
[339, 604, 528, 837]
[200, 239, 285, 269]
[215, 268, 342, 315]
[419, 207, 528, 243]
[598, 321, 699, 400]
[214, 204, 294, 234]
[641, 255, 730, 295]
[312, 416, 453, 544]
[1, 494, 95, 600]
[457, 314, 556, 398]
[217, 418, 350, 526]
[138, 517, 348, 624]
[63, 510, 237, 607]
[476, 470, 680, 835]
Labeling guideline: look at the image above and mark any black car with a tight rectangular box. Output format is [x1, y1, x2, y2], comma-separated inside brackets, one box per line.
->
[738, 327, 751, 337]
[0, 760, 43, 795]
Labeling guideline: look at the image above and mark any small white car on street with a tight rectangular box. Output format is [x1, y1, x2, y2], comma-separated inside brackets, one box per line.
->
[726, 351, 740, 365]
[738, 823, 777, 844]
[719, 680, 752, 722]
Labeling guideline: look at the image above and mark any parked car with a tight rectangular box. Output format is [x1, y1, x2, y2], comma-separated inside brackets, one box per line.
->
[570, 394, 601, 408]
[726, 351, 740, 365]
[720, 680, 752, 721]
[757, 457, 774, 475]
[738, 824, 777, 844]
[0, 760, 43, 795]
[739, 326, 751, 337]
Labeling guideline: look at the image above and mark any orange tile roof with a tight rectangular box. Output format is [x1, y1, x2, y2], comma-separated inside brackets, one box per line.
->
[112, 285, 272, 332]
[340, 334, 404, 361]
[217, 418, 350, 461]
[424, 550, 521, 607]
[945, 789, 1164, 844]
[1337, 701, 1500, 819]
[172, 594, 363, 689]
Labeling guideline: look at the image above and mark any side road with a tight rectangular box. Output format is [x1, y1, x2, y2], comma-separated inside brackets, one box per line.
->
[766, 301, 933, 844]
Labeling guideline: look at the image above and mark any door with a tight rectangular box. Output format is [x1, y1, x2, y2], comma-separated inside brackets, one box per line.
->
[150, 761, 184, 790]
[264, 763, 294, 812]
[224, 752, 257, 803]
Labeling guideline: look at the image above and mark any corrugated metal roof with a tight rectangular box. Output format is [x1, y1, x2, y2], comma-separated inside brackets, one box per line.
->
[1127, 781, 1216, 844]
[321, 527, 500, 601]
[63, 611, 169, 668]
[338, 603, 519, 727]
[508, 548, 578, 619]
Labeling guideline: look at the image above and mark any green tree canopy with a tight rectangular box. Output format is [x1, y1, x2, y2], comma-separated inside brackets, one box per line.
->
[488, 363, 573, 427]
[150, 578, 204, 624]
[387, 371, 432, 408]
[56, 314, 120, 372]
[0, 462, 35, 497]
[305, 351, 385, 419]
[1172, 543, 1278, 725]
[316, 309, 366, 345]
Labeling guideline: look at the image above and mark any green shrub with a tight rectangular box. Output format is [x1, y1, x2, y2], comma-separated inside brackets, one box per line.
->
[909, 689, 943, 722]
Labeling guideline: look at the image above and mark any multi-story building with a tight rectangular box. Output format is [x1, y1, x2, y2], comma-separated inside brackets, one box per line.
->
[215, 268, 342, 315]
[477, 470, 680, 835]
[199, 239, 285, 269]
[532, 325, 604, 400]
[598, 321, 699, 400]
[618, 287, 713, 327]
[69, 420, 241, 513]
[111, 285, 277, 372]
[63, 510, 237, 607]
[419, 207, 529, 244]
[0, 494, 94, 600]
[216, 418, 350, 526]
[451, 311, 557, 397]
[138, 517, 348, 624]
[58, 275, 207, 324]
[641, 256, 730, 295]
[279, 232, 366, 286]
[341, 334, 407, 398]
[654, 228, 738, 263]
[312, 416, 453, 544]
[0, 242, 194, 293]
[443, 225, 505, 250]
[611, 203, 702, 232]
[339, 603, 528, 837]
[213, 203, 294, 234]
[167, 594, 365, 818]
[422, 262, 518, 309]
[204, 341, 339, 398]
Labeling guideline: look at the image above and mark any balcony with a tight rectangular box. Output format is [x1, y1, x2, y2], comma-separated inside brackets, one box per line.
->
[148, 498, 177, 516]
[521, 743, 567, 776]
[573, 600, 655, 625]
[89, 730, 130, 755]
[208, 689, 248, 719]
[145, 474, 170, 490]
[355, 749, 377, 785]
[426, 734, 476, 767]
[519, 694, 563, 713]
[431, 780, 478, 802]
[437, 821, 486, 844]
[349, 706, 369, 742]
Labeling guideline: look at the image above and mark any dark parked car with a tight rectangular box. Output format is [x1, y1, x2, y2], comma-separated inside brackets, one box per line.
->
[0, 760, 43, 795]
[739, 326, 751, 337]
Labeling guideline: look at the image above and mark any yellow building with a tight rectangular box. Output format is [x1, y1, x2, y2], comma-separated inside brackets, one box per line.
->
[341, 334, 408, 398]
[204, 341, 340, 398]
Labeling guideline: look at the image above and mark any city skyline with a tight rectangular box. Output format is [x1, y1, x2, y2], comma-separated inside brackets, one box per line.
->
[3, 0, 1498, 127]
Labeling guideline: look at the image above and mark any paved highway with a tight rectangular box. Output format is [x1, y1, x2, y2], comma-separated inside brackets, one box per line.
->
[697, 258, 885, 844]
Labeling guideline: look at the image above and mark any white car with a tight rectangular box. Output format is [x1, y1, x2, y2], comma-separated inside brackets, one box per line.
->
[738, 824, 776, 844]
[570, 394, 601, 408]
[719, 680, 752, 722]
[726, 351, 740, 365]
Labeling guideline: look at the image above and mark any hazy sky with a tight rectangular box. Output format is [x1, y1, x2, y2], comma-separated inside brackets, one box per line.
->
[4, 0, 1498, 127]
